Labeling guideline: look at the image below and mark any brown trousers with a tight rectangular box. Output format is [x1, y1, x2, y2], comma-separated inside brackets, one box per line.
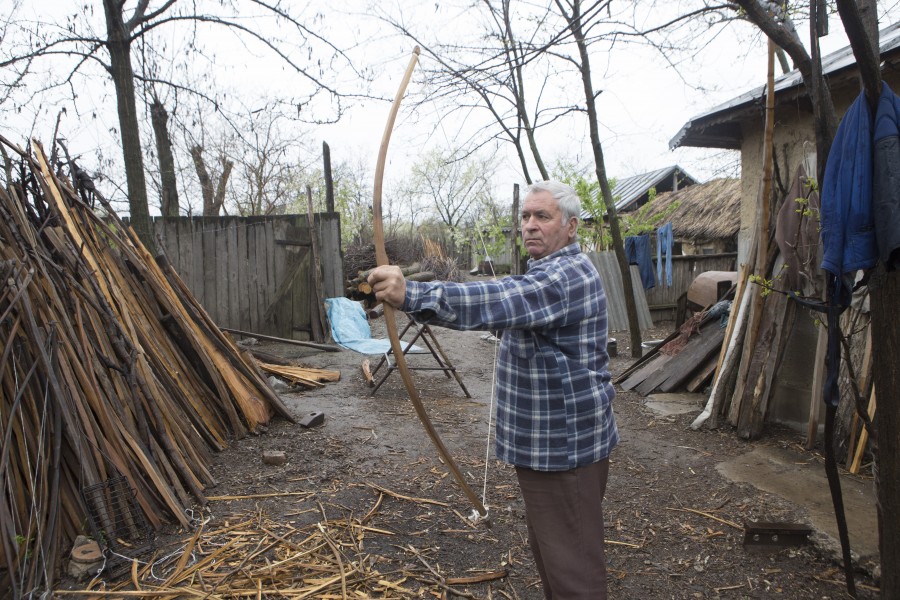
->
[515, 459, 610, 599]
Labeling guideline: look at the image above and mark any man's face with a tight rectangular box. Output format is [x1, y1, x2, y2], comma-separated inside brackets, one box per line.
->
[521, 190, 578, 259]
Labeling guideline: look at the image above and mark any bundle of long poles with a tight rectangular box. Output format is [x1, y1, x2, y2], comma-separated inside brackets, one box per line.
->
[0, 138, 291, 596]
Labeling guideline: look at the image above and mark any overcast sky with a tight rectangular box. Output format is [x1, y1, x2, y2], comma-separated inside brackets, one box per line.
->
[5, 1, 900, 213]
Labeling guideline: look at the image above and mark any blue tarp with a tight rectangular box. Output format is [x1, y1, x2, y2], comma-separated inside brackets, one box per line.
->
[324, 297, 423, 355]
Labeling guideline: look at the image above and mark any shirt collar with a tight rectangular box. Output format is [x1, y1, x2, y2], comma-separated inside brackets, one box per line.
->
[527, 242, 581, 268]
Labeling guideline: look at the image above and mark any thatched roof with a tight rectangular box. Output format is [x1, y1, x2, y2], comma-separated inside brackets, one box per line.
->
[642, 178, 740, 241]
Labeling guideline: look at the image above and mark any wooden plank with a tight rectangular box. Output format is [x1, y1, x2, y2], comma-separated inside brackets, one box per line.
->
[695, 275, 752, 429]
[656, 325, 726, 393]
[257, 220, 273, 335]
[586, 251, 653, 331]
[226, 218, 240, 329]
[806, 326, 828, 450]
[246, 220, 260, 334]
[736, 283, 796, 440]
[619, 353, 672, 392]
[844, 323, 873, 462]
[685, 356, 719, 393]
[176, 218, 192, 298]
[235, 218, 251, 331]
[192, 217, 209, 304]
[214, 219, 228, 326]
[320, 213, 344, 299]
[849, 388, 877, 474]
[306, 190, 328, 342]
[614, 325, 680, 384]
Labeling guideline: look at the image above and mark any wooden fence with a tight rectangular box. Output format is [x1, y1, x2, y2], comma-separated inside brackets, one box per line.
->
[151, 214, 342, 339]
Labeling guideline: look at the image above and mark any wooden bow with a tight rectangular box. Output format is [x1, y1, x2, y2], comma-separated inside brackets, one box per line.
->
[371, 47, 487, 517]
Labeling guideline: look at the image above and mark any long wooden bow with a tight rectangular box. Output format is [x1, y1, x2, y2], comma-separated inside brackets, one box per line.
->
[371, 47, 487, 517]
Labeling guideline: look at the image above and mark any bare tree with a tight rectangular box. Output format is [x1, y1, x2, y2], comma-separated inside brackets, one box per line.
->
[1, 0, 359, 248]
[403, 147, 496, 256]
[546, 0, 643, 357]
[378, 0, 558, 184]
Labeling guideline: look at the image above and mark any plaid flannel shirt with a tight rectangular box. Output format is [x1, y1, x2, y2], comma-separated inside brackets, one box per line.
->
[402, 243, 618, 471]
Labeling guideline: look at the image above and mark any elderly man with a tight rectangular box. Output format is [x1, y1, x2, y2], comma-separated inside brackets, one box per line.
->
[368, 180, 618, 599]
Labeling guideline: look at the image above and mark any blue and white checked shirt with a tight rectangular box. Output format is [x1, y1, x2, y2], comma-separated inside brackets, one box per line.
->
[402, 243, 618, 471]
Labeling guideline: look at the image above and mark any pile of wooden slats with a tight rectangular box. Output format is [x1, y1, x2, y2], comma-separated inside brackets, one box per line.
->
[0, 138, 293, 596]
[617, 311, 727, 397]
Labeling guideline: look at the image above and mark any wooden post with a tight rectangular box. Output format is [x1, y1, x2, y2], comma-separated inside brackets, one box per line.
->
[511, 183, 521, 275]
[323, 141, 334, 213]
[306, 185, 329, 343]
[728, 40, 776, 426]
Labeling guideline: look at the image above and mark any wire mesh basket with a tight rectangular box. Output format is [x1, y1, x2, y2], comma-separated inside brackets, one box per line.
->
[80, 475, 155, 565]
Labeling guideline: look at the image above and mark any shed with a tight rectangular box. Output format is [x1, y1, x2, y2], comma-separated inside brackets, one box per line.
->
[640, 178, 741, 255]
[581, 165, 698, 220]
[669, 22, 900, 438]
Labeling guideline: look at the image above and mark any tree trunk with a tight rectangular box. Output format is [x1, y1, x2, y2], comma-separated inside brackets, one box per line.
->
[562, 0, 642, 357]
[871, 268, 900, 599]
[190, 145, 233, 216]
[103, 0, 153, 251]
[150, 98, 179, 217]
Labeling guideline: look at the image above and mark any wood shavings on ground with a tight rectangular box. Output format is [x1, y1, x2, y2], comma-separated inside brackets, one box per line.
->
[58, 505, 507, 598]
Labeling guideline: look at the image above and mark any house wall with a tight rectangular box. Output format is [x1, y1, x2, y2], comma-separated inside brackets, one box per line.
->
[735, 73, 900, 431]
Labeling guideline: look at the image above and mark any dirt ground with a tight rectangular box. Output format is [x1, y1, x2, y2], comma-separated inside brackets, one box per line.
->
[141, 310, 879, 600]
[68, 313, 879, 598]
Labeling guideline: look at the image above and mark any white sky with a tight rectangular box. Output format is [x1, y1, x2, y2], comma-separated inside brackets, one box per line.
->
[4, 1, 899, 214]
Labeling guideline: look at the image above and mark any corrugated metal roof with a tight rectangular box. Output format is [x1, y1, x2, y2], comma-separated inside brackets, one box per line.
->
[670, 21, 900, 150]
[580, 165, 697, 219]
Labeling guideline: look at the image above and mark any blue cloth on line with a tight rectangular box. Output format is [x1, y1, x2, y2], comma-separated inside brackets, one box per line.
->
[624, 234, 656, 289]
[324, 297, 423, 355]
[657, 223, 673, 287]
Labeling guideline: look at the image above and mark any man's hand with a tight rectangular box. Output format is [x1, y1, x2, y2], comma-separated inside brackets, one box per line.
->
[367, 265, 407, 309]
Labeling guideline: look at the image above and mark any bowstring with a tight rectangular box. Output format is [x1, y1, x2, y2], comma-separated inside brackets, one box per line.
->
[474, 229, 501, 514]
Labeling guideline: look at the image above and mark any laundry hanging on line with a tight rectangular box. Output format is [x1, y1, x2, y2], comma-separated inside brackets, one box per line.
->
[657, 222, 674, 287]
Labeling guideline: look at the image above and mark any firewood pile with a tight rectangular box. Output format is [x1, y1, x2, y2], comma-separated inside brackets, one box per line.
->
[0, 138, 293, 596]
[345, 238, 464, 303]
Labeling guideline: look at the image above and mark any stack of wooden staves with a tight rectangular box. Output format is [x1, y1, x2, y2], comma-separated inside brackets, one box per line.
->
[0, 138, 293, 596]
[617, 310, 729, 398]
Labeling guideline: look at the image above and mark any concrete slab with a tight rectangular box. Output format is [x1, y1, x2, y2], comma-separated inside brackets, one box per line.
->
[644, 392, 706, 417]
[717, 445, 878, 564]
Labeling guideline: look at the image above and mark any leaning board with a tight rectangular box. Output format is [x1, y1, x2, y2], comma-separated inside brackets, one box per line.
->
[587, 251, 654, 332]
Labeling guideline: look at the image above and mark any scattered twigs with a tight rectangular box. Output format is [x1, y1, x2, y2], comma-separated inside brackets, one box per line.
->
[59, 509, 500, 598]
[365, 482, 450, 508]
[665, 507, 742, 530]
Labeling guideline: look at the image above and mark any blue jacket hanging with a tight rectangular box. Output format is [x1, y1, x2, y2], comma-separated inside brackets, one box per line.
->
[624, 234, 656, 289]
[820, 90, 878, 277]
